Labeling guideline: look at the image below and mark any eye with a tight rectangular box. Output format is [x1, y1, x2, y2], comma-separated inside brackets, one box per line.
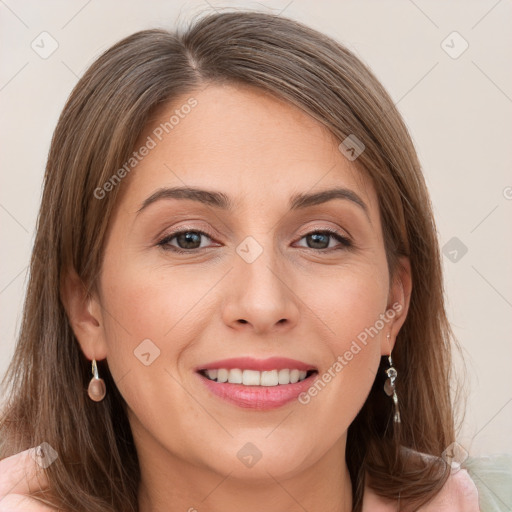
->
[157, 227, 352, 254]
[157, 229, 216, 253]
[295, 228, 352, 251]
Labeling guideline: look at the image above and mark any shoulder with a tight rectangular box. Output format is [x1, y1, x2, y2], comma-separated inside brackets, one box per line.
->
[361, 469, 480, 511]
[426, 469, 480, 511]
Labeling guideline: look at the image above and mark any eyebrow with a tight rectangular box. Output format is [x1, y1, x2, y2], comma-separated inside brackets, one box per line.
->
[136, 186, 370, 221]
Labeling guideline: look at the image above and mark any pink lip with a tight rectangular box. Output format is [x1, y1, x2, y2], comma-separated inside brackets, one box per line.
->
[196, 356, 316, 372]
[197, 371, 318, 410]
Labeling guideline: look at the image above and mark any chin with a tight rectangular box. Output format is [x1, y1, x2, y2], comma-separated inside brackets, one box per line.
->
[197, 435, 318, 482]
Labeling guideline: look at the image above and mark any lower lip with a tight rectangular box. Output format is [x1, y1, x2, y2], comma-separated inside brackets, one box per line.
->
[197, 372, 318, 410]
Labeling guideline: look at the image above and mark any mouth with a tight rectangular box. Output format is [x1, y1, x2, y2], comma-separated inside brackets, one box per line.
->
[195, 357, 319, 409]
[198, 368, 317, 386]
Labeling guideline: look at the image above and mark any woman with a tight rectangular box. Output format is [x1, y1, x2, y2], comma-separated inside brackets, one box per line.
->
[0, 10, 480, 512]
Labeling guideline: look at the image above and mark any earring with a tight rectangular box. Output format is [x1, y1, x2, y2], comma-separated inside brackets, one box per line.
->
[87, 359, 106, 402]
[384, 333, 401, 423]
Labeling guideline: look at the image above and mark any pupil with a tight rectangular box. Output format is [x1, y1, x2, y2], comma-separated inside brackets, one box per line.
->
[308, 233, 328, 249]
[178, 232, 201, 249]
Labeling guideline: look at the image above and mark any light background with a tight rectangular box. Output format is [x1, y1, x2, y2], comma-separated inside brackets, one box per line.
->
[0, 0, 511, 459]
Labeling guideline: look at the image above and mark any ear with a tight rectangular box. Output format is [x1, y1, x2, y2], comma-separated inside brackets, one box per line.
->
[60, 268, 108, 361]
[381, 256, 412, 356]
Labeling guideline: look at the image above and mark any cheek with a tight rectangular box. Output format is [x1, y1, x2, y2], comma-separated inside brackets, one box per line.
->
[96, 262, 209, 447]
[96, 259, 223, 398]
[306, 260, 389, 354]
[100, 258, 214, 344]
[297, 263, 388, 426]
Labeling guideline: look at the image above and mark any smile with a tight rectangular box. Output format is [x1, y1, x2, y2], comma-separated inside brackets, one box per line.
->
[199, 368, 315, 386]
[195, 357, 319, 409]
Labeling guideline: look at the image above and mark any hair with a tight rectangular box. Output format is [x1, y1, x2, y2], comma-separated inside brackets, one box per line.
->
[0, 9, 463, 512]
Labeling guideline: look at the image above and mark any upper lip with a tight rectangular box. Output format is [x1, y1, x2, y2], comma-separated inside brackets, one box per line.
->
[196, 357, 317, 372]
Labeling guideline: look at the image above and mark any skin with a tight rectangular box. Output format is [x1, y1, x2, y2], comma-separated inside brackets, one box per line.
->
[0, 449, 479, 512]
[62, 82, 413, 512]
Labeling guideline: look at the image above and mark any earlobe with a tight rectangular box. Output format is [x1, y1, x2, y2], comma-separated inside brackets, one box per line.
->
[60, 269, 108, 361]
[382, 256, 413, 354]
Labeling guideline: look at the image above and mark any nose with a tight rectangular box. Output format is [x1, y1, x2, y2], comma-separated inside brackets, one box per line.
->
[222, 243, 300, 335]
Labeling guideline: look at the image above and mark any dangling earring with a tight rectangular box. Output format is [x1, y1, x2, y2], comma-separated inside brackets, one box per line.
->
[87, 359, 106, 402]
[384, 333, 401, 423]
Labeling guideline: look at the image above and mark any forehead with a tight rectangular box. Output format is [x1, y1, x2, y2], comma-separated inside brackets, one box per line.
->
[122, 82, 378, 216]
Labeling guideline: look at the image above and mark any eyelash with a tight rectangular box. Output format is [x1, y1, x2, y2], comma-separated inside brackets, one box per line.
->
[156, 227, 353, 254]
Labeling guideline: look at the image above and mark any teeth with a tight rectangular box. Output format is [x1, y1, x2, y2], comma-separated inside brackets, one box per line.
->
[243, 370, 261, 386]
[227, 368, 242, 384]
[206, 369, 218, 380]
[202, 368, 312, 385]
[261, 370, 278, 386]
[217, 369, 229, 383]
[278, 369, 290, 384]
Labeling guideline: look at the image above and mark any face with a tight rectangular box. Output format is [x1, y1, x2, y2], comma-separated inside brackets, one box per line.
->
[72, 83, 410, 484]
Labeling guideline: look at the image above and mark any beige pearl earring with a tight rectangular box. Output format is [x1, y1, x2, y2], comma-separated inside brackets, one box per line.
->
[87, 359, 106, 402]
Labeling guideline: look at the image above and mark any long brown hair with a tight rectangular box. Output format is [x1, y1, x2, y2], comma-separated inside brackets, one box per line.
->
[0, 10, 461, 511]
